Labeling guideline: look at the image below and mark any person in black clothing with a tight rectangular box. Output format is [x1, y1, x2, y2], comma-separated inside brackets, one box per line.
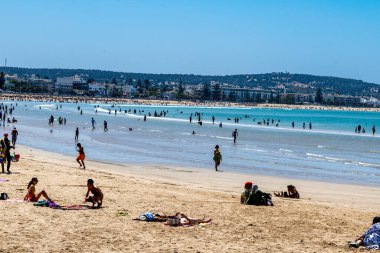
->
[3, 133, 14, 174]
[232, 129, 238, 144]
[104, 120, 108, 131]
[75, 127, 79, 142]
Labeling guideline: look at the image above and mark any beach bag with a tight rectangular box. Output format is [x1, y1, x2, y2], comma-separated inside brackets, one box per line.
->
[138, 212, 155, 222]
[0, 192, 8, 200]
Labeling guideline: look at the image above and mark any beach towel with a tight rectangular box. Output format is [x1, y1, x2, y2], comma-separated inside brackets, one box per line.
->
[5, 199, 27, 203]
[0, 179, 8, 183]
[60, 205, 94, 210]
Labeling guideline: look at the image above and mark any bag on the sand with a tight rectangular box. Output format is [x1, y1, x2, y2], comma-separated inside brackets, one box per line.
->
[137, 212, 155, 222]
[0, 192, 8, 200]
[246, 190, 273, 206]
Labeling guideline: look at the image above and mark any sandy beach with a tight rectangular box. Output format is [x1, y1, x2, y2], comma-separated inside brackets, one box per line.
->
[0, 145, 378, 252]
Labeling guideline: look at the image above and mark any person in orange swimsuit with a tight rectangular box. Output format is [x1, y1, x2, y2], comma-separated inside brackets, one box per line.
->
[76, 143, 86, 169]
[23, 177, 51, 202]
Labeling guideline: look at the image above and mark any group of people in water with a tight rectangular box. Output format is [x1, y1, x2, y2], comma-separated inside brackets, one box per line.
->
[355, 124, 376, 135]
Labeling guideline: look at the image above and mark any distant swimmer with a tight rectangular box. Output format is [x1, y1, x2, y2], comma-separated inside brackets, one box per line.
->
[292, 122, 295, 128]
[219, 122, 223, 128]
[372, 125, 376, 135]
[303, 123, 306, 129]
[358, 124, 362, 133]
[309, 122, 312, 130]
[189, 116, 192, 124]
[91, 117, 96, 129]
[144, 115, 147, 122]
[212, 116, 215, 124]
[213, 145, 222, 172]
[192, 131, 196, 135]
[76, 143, 86, 169]
[104, 120, 108, 131]
[232, 129, 238, 144]
[75, 127, 79, 142]
[129, 128, 133, 131]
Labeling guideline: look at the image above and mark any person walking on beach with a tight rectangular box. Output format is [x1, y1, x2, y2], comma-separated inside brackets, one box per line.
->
[91, 117, 96, 129]
[232, 129, 238, 144]
[213, 145, 222, 171]
[11, 127, 18, 147]
[3, 133, 14, 174]
[372, 125, 376, 135]
[76, 143, 86, 169]
[75, 127, 79, 142]
[104, 120, 108, 131]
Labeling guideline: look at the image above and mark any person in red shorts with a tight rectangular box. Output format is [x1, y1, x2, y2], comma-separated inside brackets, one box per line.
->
[76, 143, 86, 169]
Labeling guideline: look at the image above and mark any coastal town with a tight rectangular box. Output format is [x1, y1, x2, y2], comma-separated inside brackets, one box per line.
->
[0, 71, 379, 107]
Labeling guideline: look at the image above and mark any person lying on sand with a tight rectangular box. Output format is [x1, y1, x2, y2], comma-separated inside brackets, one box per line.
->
[85, 179, 103, 208]
[348, 217, 380, 249]
[164, 213, 212, 226]
[23, 177, 52, 202]
[134, 212, 177, 222]
[274, 185, 300, 199]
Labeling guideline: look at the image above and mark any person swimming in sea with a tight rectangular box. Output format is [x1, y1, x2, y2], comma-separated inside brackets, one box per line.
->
[76, 143, 86, 169]
[85, 179, 103, 208]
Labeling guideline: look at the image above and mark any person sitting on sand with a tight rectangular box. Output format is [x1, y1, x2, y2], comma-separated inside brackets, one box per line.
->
[242, 184, 273, 206]
[85, 179, 103, 208]
[23, 177, 52, 202]
[274, 185, 300, 199]
[349, 217, 380, 249]
[241, 182, 253, 204]
[76, 143, 86, 169]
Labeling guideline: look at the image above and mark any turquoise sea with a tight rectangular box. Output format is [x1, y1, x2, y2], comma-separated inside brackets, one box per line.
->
[3, 100, 380, 186]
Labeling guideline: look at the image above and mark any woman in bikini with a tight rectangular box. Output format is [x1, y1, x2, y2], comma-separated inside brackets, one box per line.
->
[213, 145, 222, 171]
[76, 143, 86, 169]
[23, 177, 51, 202]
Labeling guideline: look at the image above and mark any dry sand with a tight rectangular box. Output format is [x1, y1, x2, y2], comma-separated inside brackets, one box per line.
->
[0, 145, 378, 252]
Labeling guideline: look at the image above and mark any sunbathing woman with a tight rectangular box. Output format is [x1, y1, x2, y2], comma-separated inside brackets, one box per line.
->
[23, 177, 51, 202]
[85, 179, 103, 208]
[164, 212, 212, 226]
[349, 217, 380, 249]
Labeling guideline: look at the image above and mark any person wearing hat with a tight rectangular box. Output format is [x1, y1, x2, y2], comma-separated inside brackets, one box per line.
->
[3, 133, 14, 174]
[11, 127, 18, 147]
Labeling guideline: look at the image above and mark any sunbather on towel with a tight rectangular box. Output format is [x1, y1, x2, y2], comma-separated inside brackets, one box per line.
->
[165, 212, 212, 226]
[85, 179, 103, 208]
[24, 177, 51, 202]
[349, 217, 380, 249]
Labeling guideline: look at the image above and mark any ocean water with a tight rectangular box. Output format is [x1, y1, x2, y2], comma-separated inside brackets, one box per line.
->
[3, 100, 380, 186]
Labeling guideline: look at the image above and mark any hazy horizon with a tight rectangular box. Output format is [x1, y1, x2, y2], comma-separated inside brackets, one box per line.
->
[1, 0, 379, 83]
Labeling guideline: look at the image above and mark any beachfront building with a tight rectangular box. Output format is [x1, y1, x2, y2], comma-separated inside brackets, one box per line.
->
[333, 95, 361, 106]
[55, 76, 87, 94]
[89, 82, 106, 96]
[218, 86, 272, 102]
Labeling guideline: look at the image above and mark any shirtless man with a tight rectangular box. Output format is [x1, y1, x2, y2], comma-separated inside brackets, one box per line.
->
[85, 179, 103, 208]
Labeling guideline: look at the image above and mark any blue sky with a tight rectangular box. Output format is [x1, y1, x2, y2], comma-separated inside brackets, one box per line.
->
[1, 0, 379, 83]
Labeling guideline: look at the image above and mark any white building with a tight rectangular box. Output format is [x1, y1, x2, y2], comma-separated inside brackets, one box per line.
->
[89, 82, 106, 95]
[55, 76, 86, 94]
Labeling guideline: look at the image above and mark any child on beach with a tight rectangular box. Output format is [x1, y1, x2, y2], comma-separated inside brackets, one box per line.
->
[85, 179, 103, 208]
[76, 143, 86, 169]
[274, 185, 300, 198]
[213, 145, 222, 171]
[24, 177, 52, 202]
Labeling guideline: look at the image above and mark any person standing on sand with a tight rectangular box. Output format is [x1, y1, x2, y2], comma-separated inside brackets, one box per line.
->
[75, 127, 79, 142]
[11, 127, 18, 147]
[3, 133, 14, 174]
[91, 117, 96, 129]
[213, 145, 222, 171]
[232, 129, 238, 144]
[76, 143, 86, 169]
